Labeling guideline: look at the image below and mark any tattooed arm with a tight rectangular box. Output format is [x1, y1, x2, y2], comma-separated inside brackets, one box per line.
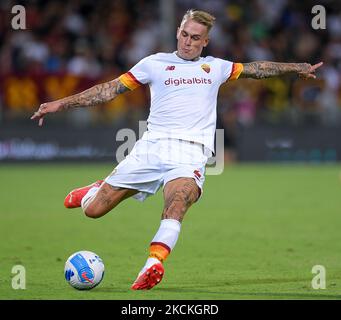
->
[31, 78, 130, 126]
[240, 61, 323, 80]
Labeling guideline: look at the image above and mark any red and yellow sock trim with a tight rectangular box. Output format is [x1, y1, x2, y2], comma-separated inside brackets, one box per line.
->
[119, 72, 142, 90]
[149, 242, 171, 263]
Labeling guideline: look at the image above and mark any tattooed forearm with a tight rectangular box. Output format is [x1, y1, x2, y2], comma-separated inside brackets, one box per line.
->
[58, 78, 129, 110]
[240, 61, 309, 79]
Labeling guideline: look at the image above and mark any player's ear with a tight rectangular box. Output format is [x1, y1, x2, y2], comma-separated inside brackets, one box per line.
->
[203, 37, 209, 47]
[176, 27, 181, 40]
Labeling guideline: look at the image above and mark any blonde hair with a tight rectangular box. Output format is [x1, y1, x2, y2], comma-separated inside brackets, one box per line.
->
[181, 9, 216, 33]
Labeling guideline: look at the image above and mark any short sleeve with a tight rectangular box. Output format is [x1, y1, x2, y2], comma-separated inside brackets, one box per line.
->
[119, 56, 153, 90]
[228, 63, 243, 81]
[219, 59, 243, 83]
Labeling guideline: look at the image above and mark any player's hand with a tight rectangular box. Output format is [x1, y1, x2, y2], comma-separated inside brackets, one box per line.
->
[30, 101, 62, 126]
[297, 62, 323, 79]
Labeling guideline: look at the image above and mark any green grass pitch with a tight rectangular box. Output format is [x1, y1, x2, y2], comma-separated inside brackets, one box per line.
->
[1, 163, 341, 300]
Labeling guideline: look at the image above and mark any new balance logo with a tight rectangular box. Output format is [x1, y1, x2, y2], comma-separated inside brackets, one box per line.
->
[165, 65, 175, 71]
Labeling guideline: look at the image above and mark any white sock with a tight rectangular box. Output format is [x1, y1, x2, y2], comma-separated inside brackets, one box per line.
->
[139, 219, 181, 274]
[151, 219, 181, 250]
[81, 187, 99, 210]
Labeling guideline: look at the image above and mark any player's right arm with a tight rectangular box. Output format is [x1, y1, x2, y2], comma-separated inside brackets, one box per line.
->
[30, 77, 130, 126]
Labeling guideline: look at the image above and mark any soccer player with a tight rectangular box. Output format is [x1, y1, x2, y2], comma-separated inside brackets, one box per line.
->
[31, 9, 323, 290]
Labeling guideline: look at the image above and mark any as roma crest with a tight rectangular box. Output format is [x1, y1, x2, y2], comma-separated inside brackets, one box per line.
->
[201, 64, 210, 73]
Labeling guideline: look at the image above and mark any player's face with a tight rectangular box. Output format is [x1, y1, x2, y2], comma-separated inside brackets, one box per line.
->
[176, 19, 209, 61]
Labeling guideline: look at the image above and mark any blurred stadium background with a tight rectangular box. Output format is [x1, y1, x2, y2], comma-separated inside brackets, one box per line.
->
[1, 0, 340, 163]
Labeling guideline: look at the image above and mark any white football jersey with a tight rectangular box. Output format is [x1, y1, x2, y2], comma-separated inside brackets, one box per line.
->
[119, 52, 243, 153]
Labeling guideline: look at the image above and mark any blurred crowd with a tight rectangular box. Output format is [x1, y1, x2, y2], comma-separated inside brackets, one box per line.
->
[0, 0, 340, 143]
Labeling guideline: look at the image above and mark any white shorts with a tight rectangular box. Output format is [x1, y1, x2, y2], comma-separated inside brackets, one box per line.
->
[105, 138, 209, 202]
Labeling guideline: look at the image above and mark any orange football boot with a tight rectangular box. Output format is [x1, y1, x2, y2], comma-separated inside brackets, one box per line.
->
[131, 263, 164, 290]
[64, 180, 103, 208]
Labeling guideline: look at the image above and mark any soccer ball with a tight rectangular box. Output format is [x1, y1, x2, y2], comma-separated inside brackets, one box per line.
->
[64, 250, 105, 290]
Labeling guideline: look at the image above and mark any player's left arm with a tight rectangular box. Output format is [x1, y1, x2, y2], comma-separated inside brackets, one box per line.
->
[239, 61, 323, 80]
